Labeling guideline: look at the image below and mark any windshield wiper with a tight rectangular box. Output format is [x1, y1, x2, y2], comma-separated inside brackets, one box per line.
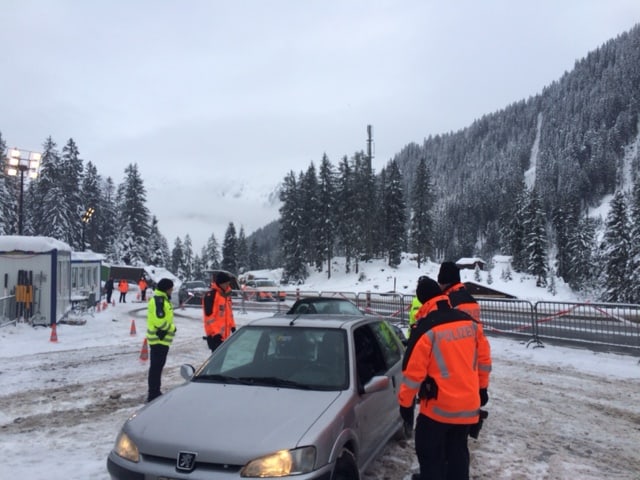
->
[194, 374, 253, 385]
[238, 376, 312, 390]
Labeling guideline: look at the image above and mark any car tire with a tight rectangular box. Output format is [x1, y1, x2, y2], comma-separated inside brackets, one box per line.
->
[332, 448, 359, 480]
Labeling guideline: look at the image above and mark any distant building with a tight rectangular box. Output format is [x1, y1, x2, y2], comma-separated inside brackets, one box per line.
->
[456, 257, 486, 270]
[0, 235, 72, 325]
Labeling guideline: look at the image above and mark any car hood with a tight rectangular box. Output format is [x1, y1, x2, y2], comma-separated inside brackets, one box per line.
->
[125, 382, 343, 465]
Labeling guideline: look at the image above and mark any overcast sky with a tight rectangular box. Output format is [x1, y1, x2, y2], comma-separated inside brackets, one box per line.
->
[2, 1, 640, 252]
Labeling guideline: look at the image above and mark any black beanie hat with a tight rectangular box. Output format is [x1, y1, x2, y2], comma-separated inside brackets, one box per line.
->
[157, 278, 174, 292]
[416, 276, 442, 304]
[215, 271, 232, 285]
[437, 261, 460, 285]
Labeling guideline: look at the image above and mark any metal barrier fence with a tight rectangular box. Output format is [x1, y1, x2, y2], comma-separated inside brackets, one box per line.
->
[0, 294, 17, 327]
[226, 290, 640, 356]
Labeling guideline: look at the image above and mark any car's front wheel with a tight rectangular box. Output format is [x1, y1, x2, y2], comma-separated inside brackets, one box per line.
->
[332, 448, 359, 480]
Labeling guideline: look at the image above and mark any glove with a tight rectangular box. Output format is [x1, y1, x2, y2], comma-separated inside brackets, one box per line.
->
[156, 329, 167, 340]
[479, 388, 489, 406]
[399, 405, 414, 429]
[231, 327, 236, 333]
[469, 409, 489, 439]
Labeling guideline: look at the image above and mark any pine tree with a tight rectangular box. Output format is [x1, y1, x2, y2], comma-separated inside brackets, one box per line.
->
[171, 237, 185, 278]
[317, 154, 337, 278]
[627, 177, 640, 303]
[147, 216, 169, 267]
[60, 138, 84, 248]
[601, 190, 629, 302]
[279, 171, 307, 282]
[115, 164, 151, 265]
[98, 177, 118, 254]
[523, 188, 548, 286]
[80, 161, 102, 251]
[0, 134, 14, 235]
[409, 157, 434, 268]
[382, 160, 406, 267]
[236, 226, 248, 273]
[336, 156, 358, 274]
[221, 222, 238, 273]
[30, 137, 67, 239]
[182, 234, 194, 279]
[204, 233, 221, 269]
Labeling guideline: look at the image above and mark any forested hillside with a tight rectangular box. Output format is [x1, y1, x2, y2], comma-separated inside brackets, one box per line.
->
[273, 24, 640, 301]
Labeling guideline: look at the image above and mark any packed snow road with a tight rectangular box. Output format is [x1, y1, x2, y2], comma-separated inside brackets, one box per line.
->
[0, 306, 638, 479]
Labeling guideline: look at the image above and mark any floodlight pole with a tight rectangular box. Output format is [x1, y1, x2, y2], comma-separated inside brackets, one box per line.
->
[5, 148, 41, 236]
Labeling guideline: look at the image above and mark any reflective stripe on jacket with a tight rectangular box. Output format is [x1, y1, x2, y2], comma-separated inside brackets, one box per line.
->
[146, 290, 176, 346]
[203, 283, 236, 340]
[399, 294, 491, 425]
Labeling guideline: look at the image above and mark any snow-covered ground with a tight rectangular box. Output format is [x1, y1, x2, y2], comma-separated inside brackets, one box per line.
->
[1, 257, 639, 479]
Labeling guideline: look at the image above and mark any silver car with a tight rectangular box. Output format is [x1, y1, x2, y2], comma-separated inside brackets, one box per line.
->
[107, 313, 407, 479]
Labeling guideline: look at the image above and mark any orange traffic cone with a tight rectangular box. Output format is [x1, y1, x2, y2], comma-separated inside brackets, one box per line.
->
[112, 299, 116, 306]
[139, 338, 149, 361]
[50, 323, 58, 342]
[103, 301, 108, 310]
[96, 302, 101, 312]
[130, 319, 137, 335]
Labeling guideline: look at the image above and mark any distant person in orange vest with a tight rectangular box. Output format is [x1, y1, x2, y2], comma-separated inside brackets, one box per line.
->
[202, 271, 236, 353]
[138, 276, 148, 302]
[118, 279, 129, 303]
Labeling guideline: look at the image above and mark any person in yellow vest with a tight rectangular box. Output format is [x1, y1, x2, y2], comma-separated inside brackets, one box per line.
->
[146, 278, 176, 402]
[408, 295, 423, 327]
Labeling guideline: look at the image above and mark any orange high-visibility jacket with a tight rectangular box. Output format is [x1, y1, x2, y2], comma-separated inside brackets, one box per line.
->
[443, 282, 480, 321]
[118, 280, 129, 293]
[202, 283, 236, 340]
[399, 294, 492, 425]
[138, 278, 147, 292]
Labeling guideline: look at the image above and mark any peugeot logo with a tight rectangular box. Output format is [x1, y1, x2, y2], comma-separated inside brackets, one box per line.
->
[177, 451, 197, 472]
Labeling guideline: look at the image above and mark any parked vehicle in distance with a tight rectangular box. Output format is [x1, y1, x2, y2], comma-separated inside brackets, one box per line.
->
[285, 296, 408, 345]
[242, 278, 287, 301]
[178, 280, 208, 305]
[107, 312, 407, 479]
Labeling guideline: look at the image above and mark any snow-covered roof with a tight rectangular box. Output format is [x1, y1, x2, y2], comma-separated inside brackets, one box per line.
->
[456, 257, 486, 265]
[0, 235, 72, 253]
[493, 255, 513, 263]
[71, 251, 106, 262]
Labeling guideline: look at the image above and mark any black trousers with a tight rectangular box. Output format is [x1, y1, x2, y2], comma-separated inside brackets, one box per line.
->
[106, 290, 113, 303]
[148, 344, 169, 402]
[206, 334, 223, 353]
[414, 414, 471, 480]
[119, 292, 127, 302]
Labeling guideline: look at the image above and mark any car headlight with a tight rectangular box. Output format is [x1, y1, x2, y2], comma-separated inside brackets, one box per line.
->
[113, 431, 139, 463]
[241, 446, 316, 477]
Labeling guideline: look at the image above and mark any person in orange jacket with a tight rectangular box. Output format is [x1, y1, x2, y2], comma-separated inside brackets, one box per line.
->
[202, 271, 236, 353]
[138, 276, 148, 302]
[437, 261, 480, 321]
[399, 276, 492, 480]
[118, 279, 129, 303]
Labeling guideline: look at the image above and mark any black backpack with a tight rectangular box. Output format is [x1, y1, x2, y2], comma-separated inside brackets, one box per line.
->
[203, 289, 216, 317]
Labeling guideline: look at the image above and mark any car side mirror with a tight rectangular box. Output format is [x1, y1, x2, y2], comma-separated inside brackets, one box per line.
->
[180, 364, 195, 381]
[363, 375, 390, 394]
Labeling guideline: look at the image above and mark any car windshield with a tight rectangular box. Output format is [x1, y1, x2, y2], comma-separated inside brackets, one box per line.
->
[184, 281, 207, 289]
[255, 280, 277, 287]
[193, 326, 348, 391]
